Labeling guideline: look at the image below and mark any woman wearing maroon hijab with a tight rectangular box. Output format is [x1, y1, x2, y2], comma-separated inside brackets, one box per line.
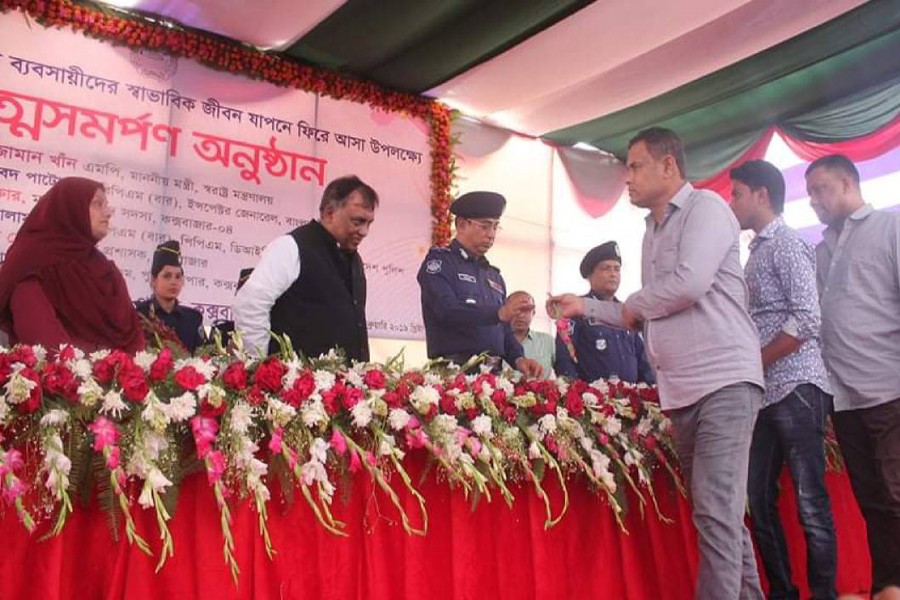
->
[0, 177, 144, 352]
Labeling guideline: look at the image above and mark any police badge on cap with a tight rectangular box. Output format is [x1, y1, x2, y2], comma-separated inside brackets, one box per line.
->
[450, 191, 507, 219]
[580, 241, 621, 278]
[151, 240, 182, 277]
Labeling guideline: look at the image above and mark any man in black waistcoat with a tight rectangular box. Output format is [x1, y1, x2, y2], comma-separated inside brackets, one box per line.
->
[233, 176, 377, 361]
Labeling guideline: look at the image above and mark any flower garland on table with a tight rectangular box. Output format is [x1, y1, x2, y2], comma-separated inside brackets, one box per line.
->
[0, 0, 456, 246]
[0, 341, 684, 582]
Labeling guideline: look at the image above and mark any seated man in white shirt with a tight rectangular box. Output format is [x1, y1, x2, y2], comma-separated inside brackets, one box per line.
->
[233, 175, 377, 362]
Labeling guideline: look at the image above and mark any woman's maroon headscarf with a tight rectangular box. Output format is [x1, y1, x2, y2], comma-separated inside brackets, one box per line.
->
[0, 177, 144, 352]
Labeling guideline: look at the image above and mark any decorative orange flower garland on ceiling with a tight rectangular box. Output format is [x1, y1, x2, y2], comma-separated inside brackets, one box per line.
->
[0, 0, 455, 246]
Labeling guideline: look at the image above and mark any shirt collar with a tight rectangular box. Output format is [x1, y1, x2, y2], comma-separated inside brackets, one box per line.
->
[152, 297, 182, 315]
[645, 182, 693, 225]
[749, 216, 784, 251]
[823, 203, 875, 241]
[451, 239, 489, 265]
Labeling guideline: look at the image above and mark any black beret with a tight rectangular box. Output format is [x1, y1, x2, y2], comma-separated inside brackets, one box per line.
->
[237, 268, 254, 291]
[151, 240, 182, 276]
[580, 241, 621, 278]
[450, 191, 506, 219]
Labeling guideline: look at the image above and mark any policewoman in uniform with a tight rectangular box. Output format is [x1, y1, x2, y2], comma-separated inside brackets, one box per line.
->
[555, 241, 655, 384]
[135, 240, 205, 354]
[417, 191, 542, 377]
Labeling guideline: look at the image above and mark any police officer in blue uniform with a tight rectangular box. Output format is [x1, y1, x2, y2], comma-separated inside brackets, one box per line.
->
[135, 240, 205, 354]
[554, 241, 655, 384]
[417, 191, 542, 377]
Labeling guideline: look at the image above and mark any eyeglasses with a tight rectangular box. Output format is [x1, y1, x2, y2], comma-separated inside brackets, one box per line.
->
[467, 218, 502, 232]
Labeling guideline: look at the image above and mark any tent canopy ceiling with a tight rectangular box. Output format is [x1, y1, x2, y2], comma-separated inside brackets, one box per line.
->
[95, 0, 898, 168]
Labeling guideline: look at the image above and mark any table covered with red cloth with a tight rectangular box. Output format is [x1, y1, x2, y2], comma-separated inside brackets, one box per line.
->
[0, 454, 871, 599]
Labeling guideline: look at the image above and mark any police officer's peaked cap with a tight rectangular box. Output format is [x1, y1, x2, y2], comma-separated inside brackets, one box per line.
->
[450, 191, 506, 219]
[151, 239, 182, 276]
[580, 241, 621, 278]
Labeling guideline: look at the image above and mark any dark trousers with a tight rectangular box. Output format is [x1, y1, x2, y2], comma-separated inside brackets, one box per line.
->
[748, 384, 836, 600]
[833, 396, 900, 594]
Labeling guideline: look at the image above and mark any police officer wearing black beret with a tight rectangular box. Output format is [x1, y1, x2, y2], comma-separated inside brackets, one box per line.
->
[554, 241, 655, 384]
[135, 240, 205, 354]
[417, 191, 543, 377]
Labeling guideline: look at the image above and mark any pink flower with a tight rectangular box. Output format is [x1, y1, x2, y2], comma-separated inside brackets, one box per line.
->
[1, 449, 23, 474]
[454, 427, 470, 447]
[406, 415, 420, 430]
[2, 478, 26, 503]
[405, 429, 428, 449]
[190, 416, 219, 458]
[468, 437, 482, 458]
[365, 451, 376, 467]
[329, 428, 347, 455]
[206, 450, 226, 484]
[88, 417, 120, 451]
[106, 446, 121, 470]
[287, 447, 299, 470]
[268, 426, 284, 454]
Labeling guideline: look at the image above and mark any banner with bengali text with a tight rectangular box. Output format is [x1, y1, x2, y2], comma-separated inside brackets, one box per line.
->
[0, 12, 430, 340]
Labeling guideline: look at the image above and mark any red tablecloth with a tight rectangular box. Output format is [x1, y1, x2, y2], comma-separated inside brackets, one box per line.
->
[0, 455, 870, 599]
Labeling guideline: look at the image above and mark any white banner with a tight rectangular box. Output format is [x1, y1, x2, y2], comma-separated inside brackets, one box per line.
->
[0, 12, 430, 340]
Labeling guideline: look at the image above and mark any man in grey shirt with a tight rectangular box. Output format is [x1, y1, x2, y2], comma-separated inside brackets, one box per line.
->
[808, 154, 900, 600]
[550, 127, 764, 599]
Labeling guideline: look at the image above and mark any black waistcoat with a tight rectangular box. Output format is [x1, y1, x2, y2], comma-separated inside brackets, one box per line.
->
[268, 220, 369, 362]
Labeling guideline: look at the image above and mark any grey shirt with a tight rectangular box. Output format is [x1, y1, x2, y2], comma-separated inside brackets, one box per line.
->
[584, 183, 764, 410]
[817, 204, 900, 412]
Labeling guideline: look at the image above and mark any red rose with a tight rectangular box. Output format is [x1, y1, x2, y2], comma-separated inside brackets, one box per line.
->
[0, 354, 13, 388]
[221, 362, 249, 391]
[118, 363, 149, 403]
[174, 366, 205, 391]
[439, 392, 458, 415]
[149, 348, 174, 383]
[253, 358, 287, 394]
[92, 357, 116, 384]
[564, 388, 585, 418]
[18, 367, 42, 414]
[341, 386, 363, 410]
[57, 345, 77, 362]
[42, 362, 79, 403]
[383, 390, 402, 409]
[200, 399, 227, 418]
[292, 371, 315, 401]
[362, 370, 387, 390]
[321, 385, 341, 415]
[8, 346, 37, 368]
[246, 385, 265, 407]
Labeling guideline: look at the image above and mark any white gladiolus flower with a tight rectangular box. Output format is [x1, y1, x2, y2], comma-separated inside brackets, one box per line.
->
[496, 377, 514, 395]
[141, 395, 170, 431]
[471, 415, 493, 438]
[266, 397, 297, 426]
[40, 409, 69, 427]
[32, 345, 47, 363]
[310, 438, 329, 464]
[301, 398, 327, 428]
[582, 392, 599, 408]
[528, 441, 542, 460]
[138, 485, 154, 508]
[538, 414, 557, 437]
[388, 408, 411, 431]
[378, 435, 396, 457]
[4, 369, 38, 405]
[637, 416, 653, 437]
[147, 467, 173, 493]
[602, 417, 622, 437]
[350, 400, 373, 428]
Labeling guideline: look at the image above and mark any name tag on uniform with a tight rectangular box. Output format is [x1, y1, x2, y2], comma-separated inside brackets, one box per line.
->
[458, 273, 476, 283]
[487, 279, 504, 294]
[595, 338, 607, 351]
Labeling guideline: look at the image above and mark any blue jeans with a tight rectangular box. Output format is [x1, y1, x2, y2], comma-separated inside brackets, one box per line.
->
[747, 384, 837, 600]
